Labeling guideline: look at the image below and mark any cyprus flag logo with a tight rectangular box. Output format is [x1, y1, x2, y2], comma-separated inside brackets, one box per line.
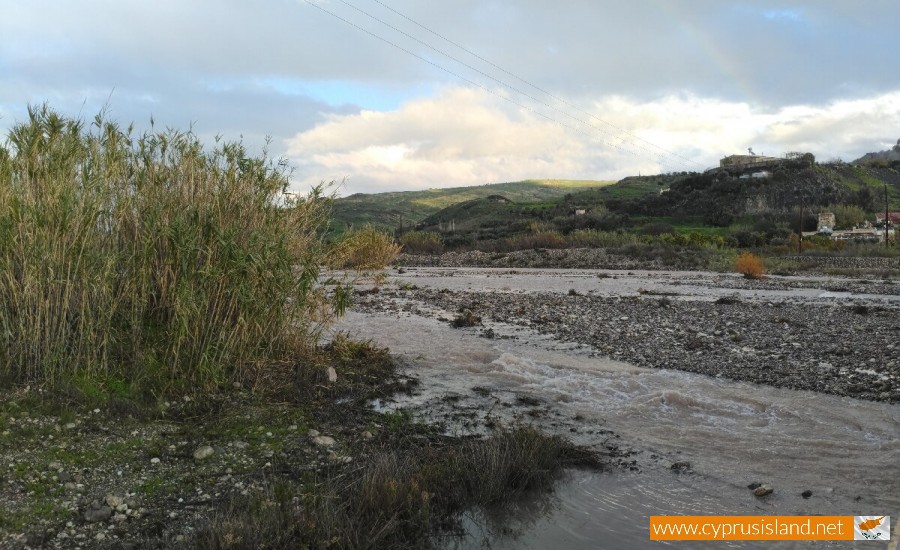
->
[854, 516, 890, 541]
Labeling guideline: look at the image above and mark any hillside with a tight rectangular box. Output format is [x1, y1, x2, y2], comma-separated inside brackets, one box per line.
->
[395, 161, 900, 250]
[621, 162, 900, 221]
[329, 179, 612, 234]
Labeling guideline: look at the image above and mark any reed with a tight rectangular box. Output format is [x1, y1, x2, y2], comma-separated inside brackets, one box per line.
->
[0, 105, 332, 398]
[328, 225, 402, 270]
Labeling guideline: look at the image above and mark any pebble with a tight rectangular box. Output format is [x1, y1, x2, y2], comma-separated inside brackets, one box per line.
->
[193, 446, 215, 461]
[753, 484, 774, 497]
[312, 435, 336, 447]
[84, 506, 113, 523]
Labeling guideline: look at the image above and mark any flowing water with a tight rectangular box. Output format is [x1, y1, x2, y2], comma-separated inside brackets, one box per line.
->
[331, 268, 899, 549]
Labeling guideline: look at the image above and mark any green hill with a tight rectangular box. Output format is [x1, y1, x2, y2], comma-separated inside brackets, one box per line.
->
[329, 179, 612, 234]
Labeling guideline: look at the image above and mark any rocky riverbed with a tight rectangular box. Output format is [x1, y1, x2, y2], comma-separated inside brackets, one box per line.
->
[352, 268, 900, 403]
[395, 248, 900, 275]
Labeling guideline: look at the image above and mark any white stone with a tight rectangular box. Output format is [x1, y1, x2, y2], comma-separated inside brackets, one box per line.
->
[312, 435, 336, 447]
[193, 446, 215, 461]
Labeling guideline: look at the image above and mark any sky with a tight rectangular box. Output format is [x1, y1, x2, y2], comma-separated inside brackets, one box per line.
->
[2, 0, 900, 195]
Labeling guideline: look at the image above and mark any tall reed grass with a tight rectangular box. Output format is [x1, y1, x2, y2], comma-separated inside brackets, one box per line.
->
[0, 105, 332, 398]
[327, 225, 402, 270]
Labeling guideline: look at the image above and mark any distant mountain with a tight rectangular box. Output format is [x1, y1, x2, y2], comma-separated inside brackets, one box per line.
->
[853, 139, 900, 165]
[329, 179, 612, 234]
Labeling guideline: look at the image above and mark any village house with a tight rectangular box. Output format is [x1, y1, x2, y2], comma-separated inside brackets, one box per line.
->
[875, 212, 900, 226]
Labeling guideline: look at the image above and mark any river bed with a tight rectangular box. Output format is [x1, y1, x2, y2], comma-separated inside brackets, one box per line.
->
[331, 267, 899, 548]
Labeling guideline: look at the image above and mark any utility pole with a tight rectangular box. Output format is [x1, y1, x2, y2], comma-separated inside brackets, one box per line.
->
[798, 192, 804, 254]
[886, 184, 891, 250]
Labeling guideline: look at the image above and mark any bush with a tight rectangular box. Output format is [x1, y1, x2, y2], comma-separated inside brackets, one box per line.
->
[503, 231, 566, 250]
[0, 105, 333, 398]
[734, 252, 766, 279]
[640, 222, 676, 236]
[400, 231, 444, 254]
[329, 226, 402, 269]
[567, 229, 641, 248]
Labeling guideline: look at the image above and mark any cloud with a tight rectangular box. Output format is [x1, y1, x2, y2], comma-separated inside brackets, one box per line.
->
[3, 0, 899, 194]
[286, 87, 589, 193]
[285, 86, 900, 193]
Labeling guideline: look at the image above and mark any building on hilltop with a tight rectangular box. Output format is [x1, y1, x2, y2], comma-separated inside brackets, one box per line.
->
[719, 154, 784, 171]
[818, 212, 835, 232]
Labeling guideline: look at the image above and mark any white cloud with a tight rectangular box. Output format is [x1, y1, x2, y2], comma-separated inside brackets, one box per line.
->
[286, 87, 900, 194]
[286, 87, 588, 193]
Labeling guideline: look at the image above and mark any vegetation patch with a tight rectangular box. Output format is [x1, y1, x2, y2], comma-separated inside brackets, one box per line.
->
[194, 426, 600, 550]
[450, 309, 482, 328]
[0, 106, 337, 399]
[734, 252, 767, 280]
[328, 226, 402, 270]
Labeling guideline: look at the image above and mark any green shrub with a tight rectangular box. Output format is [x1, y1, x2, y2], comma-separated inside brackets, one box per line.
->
[0, 105, 332, 398]
[503, 231, 566, 250]
[567, 229, 641, 248]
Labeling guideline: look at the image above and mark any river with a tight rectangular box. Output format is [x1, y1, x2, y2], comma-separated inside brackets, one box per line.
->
[331, 268, 899, 549]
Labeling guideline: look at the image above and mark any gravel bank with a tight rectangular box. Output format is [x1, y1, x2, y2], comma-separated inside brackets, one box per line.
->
[396, 248, 900, 275]
[353, 276, 900, 403]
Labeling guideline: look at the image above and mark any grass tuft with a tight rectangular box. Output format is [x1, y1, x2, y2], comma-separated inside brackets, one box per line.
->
[195, 426, 599, 549]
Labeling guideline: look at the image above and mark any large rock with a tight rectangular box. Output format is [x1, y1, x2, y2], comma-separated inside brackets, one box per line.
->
[84, 506, 113, 523]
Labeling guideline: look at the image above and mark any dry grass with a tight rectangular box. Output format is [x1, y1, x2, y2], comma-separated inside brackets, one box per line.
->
[734, 252, 766, 279]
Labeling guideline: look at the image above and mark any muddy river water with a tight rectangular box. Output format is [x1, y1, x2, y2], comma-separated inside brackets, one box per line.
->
[331, 268, 899, 549]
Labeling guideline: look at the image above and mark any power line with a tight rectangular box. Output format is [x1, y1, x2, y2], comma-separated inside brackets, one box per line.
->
[303, 1, 643, 159]
[371, 0, 701, 169]
[340, 0, 693, 170]
[303, 0, 690, 171]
